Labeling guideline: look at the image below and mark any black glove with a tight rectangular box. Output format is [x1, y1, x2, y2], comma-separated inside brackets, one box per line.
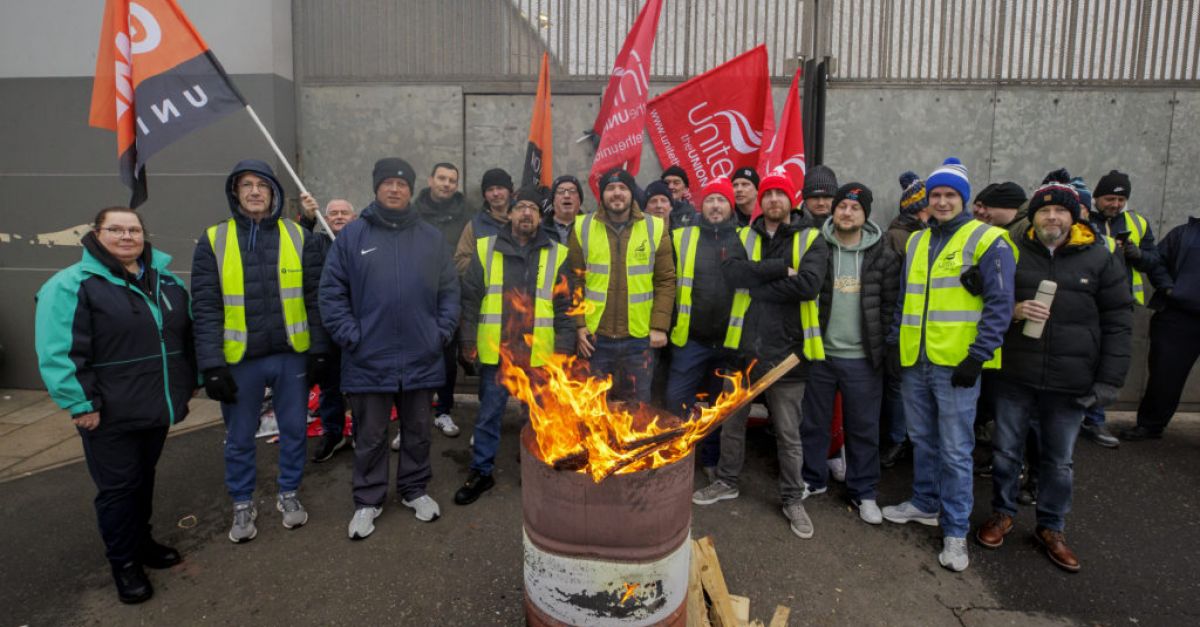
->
[203, 367, 238, 403]
[886, 345, 902, 381]
[950, 356, 984, 388]
[1076, 382, 1121, 409]
[1123, 242, 1142, 262]
[306, 354, 329, 384]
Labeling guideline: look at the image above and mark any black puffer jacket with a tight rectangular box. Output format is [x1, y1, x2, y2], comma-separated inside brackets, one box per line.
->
[191, 160, 328, 371]
[413, 187, 472, 249]
[999, 224, 1133, 394]
[817, 221, 901, 371]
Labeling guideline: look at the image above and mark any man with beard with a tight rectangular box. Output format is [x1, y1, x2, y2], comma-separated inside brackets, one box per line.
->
[542, 175, 585, 244]
[975, 180, 1131, 573]
[456, 185, 575, 504]
[568, 168, 675, 403]
[455, 168, 514, 274]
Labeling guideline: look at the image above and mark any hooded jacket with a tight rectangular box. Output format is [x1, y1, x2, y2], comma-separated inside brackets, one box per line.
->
[413, 187, 471, 249]
[191, 159, 328, 372]
[1149, 218, 1200, 314]
[885, 213, 925, 258]
[999, 224, 1132, 394]
[319, 201, 460, 392]
[454, 206, 510, 274]
[36, 236, 195, 431]
[818, 219, 901, 370]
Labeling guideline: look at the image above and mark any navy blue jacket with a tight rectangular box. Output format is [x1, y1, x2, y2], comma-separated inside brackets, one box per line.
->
[319, 202, 460, 392]
[1149, 217, 1200, 314]
[191, 160, 328, 371]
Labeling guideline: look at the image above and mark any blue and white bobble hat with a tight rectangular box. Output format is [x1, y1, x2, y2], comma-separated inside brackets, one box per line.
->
[925, 157, 971, 204]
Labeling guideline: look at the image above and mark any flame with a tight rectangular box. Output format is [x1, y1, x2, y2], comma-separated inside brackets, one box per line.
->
[620, 582, 640, 605]
[497, 293, 752, 482]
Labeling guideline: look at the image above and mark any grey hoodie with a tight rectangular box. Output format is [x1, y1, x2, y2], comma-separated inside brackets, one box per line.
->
[820, 218, 883, 358]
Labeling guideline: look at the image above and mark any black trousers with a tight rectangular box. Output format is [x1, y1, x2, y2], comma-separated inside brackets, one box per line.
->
[434, 337, 458, 415]
[348, 389, 433, 506]
[1137, 307, 1200, 433]
[80, 425, 169, 566]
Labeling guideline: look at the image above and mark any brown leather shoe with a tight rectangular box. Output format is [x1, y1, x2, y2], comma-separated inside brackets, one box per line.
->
[975, 512, 1014, 549]
[1035, 527, 1081, 573]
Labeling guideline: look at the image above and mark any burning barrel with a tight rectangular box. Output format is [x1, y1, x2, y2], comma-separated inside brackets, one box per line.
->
[521, 425, 694, 626]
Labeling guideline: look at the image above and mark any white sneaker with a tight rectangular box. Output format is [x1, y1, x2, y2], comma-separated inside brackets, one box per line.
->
[828, 448, 847, 482]
[401, 494, 441, 522]
[348, 506, 381, 539]
[782, 501, 814, 539]
[692, 480, 739, 505]
[433, 413, 460, 437]
[391, 432, 401, 451]
[939, 536, 969, 572]
[882, 500, 939, 526]
[469, 434, 475, 447]
[856, 499, 883, 525]
[801, 484, 827, 500]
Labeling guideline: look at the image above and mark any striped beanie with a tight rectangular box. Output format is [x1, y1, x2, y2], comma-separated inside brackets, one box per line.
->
[898, 171, 928, 216]
[1028, 182, 1082, 223]
[926, 157, 971, 203]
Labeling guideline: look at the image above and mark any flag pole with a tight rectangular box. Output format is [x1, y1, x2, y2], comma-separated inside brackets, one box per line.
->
[242, 103, 336, 240]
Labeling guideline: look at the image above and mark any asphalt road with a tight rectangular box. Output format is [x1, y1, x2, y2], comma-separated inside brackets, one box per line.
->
[1, 405, 1196, 626]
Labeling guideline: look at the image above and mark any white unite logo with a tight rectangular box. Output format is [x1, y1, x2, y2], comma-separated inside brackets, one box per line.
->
[112, 2, 163, 119]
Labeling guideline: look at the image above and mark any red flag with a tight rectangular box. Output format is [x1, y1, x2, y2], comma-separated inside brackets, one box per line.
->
[521, 52, 553, 191]
[646, 46, 775, 191]
[588, 0, 665, 198]
[761, 67, 807, 204]
[89, 0, 244, 207]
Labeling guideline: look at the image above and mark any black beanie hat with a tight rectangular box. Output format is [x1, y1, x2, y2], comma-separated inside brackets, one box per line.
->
[481, 168, 514, 195]
[661, 165, 689, 187]
[600, 168, 638, 198]
[512, 184, 546, 210]
[1094, 169, 1131, 199]
[803, 164, 838, 198]
[1028, 182, 1082, 223]
[732, 167, 760, 188]
[644, 180, 672, 204]
[372, 158, 415, 192]
[831, 182, 873, 218]
[551, 174, 583, 199]
[976, 181, 1027, 209]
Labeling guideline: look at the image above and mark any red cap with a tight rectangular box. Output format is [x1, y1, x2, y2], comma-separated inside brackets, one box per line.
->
[700, 177, 735, 208]
[757, 171, 796, 205]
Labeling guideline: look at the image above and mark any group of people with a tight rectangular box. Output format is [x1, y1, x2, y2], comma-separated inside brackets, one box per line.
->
[34, 149, 1199, 604]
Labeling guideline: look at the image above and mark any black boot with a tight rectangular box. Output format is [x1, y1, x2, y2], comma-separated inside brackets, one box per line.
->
[880, 440, 910, 468]
[453, 470, 495, 505]
[139, 537, 182, 569]
[112, 561, 154, 604]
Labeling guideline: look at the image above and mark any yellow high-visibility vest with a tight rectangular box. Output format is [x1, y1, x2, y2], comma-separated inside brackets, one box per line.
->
[475, 236, 568, 366]
[1100, 211, 1149, 304]
[899, 219, 1016, 369]
[668, 226, 743, 348]
[206, 218, 310, 364]
[574, 212, 663, 338]
[726, 226, 824, 360]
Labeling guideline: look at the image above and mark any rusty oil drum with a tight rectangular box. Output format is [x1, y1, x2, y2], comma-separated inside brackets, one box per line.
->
[520, 425, 693, 626]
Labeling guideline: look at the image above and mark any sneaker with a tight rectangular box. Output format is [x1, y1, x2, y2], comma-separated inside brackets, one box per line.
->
[402, 494, 441, 522]
[938, 536, 969, 572]
[276, 491, 309, 529]
[828, 449, 847, 482]
[855, 499, 883, 525]
[782, 501, 814, 539]
[391, 432, 402, 451]
[433, 413, 461, 437]
[454, 470, 496, 505]
[312, 433, 347, 463]
[880, 440, 910, 468]
[347, 506, 382, 540]
[469, 434, 474, 447]
[801, 484, 827, 500]
[692, 480, 739, 505]
[1080, 423, 1119, 448]
[228, 501, 258, 543]
[1116, 425, 1163, 441]
[882, 501, 939, 526]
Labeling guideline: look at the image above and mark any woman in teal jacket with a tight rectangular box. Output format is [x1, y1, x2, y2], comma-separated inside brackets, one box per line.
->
[35, 207, 195, 605]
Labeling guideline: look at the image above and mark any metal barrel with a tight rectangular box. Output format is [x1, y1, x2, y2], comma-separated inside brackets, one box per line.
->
[520, 425, 694, 626]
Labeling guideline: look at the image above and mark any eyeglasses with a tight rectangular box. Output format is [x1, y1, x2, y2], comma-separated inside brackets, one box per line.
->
[555, 188, 579, 196]
[238, 181, 272, 193]
[99, 226, 144, 237]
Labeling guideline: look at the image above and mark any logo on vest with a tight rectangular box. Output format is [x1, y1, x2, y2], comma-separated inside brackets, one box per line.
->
[935, 250, 961, 272]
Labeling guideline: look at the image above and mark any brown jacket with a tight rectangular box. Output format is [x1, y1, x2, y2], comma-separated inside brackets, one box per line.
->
[453, 208, 511, 275]
[567, 205, 676, 337]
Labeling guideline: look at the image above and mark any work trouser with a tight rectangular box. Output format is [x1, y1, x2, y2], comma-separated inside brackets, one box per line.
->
[1137, 307, 1200, 433]
[81, 424, 169, 566]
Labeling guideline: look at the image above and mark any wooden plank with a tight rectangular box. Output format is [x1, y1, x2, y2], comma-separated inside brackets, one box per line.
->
[729, 594, 750, 625]
[694, 536, 739, 627]
[768, 605, 791, 627]
[687, 540, 711, 627]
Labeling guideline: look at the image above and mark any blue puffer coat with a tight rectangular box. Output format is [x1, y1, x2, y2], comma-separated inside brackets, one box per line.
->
[319, 201, 460, 392]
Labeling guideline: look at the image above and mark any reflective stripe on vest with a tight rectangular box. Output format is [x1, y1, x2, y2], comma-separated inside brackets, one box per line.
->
[669, 226, 744, 348]
[725, 228, 760, 350]
[475, 236, 567, 366]
[899, 220, 1015, 370]
[206, 218, 310, 364]
[1124, 211, 1148, 304]
[575, 212, 662, 338]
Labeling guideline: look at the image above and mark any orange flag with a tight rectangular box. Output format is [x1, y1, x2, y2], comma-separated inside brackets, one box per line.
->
[89, 0, 244, 207]
[522, 52, 554, 191]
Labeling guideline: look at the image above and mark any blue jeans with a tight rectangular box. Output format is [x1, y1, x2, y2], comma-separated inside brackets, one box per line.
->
[664, 340, 737, 468]
[221, 353, 308, 501]
[990, 378, 1082, 531]
[1082, 405, 1105, 427]
[801, 357, 882, 500]
[588, 336, 653, 404]
[902, 361, 980, 538]
[471, 365, 523, 475]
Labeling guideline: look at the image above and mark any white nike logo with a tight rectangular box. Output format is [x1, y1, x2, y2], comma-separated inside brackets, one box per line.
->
[361, 247, 378, 255]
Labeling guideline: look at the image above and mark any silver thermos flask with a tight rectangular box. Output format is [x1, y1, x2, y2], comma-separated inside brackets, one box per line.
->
[1022, 280, 1057, 339]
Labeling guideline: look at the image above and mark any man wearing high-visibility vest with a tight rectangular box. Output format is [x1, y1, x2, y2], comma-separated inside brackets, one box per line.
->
[567, 168, 676, 403]
[661, 177, 774, 476]
[692, 171, 829, 541]
[1081, 169, 1160, 447]
[456, 185, 575, 506]
[882, 157, 1016, 573]
[192, 159, 329, 543]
